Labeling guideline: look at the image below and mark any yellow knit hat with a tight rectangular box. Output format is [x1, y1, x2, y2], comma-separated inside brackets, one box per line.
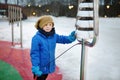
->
[35, 15, 54, 29]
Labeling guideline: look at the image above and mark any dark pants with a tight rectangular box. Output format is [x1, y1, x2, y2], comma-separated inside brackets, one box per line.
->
[34, 74, 48, 80]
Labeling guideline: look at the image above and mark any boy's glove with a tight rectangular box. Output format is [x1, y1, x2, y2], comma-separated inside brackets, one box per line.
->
[68, 31, 76, 42]
[32, 66, 42, 77]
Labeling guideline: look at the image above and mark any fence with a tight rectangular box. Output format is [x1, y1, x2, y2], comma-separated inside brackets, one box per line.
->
[8, 5, 23, 48]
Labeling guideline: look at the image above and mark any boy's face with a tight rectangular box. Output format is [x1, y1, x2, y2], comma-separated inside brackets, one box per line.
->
[43, 23, 53, 32]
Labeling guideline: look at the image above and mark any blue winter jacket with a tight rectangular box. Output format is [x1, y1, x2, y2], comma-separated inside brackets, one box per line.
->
[30, 31, 73, 74]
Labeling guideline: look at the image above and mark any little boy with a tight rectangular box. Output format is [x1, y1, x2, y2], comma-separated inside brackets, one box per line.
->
[30, 15, 76, 80]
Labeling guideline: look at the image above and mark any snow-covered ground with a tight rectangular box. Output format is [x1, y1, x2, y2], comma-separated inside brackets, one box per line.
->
[0, 16, 120, 80]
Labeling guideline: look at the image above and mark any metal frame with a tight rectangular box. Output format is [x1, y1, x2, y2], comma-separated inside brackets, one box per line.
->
[8, 5, 23, 48]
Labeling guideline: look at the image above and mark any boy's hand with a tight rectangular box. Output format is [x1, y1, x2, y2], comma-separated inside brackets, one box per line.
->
[68, 31, 76, 42]
[32, 66, 42, 77]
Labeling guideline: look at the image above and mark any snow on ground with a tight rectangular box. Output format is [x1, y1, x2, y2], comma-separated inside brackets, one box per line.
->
[0, 16, 120, 80]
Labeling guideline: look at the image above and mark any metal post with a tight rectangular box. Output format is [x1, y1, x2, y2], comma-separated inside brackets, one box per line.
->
[20, 8, 23, 48]
[11, 6, 14, 46]
[80, 39, 86, 80]
[11, 23, 14, 46]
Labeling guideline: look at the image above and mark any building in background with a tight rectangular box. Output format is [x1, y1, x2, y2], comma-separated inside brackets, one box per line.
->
[0, 0, 78, 17]
[20, 0, 78, 17]
[0, 0, 120, 17]
[99, 0, 120, 17]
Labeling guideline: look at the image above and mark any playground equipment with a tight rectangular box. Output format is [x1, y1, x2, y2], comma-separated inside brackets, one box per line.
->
[75, 0, 99, 80]
[8, 5, 23, 48]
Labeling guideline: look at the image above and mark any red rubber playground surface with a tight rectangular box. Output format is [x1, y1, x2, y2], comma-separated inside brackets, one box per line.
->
[0, 41, 62, 80]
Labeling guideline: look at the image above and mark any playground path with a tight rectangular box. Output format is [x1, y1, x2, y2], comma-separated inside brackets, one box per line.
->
[0, 41, 62, 80]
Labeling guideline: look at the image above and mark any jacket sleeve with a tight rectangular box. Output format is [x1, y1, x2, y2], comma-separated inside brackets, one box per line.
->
[56, 34, 72, 44]
[30, 36, 40, 66]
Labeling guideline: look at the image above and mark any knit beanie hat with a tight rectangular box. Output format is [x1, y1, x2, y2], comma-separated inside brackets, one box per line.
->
[35, 15, 54, 29]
